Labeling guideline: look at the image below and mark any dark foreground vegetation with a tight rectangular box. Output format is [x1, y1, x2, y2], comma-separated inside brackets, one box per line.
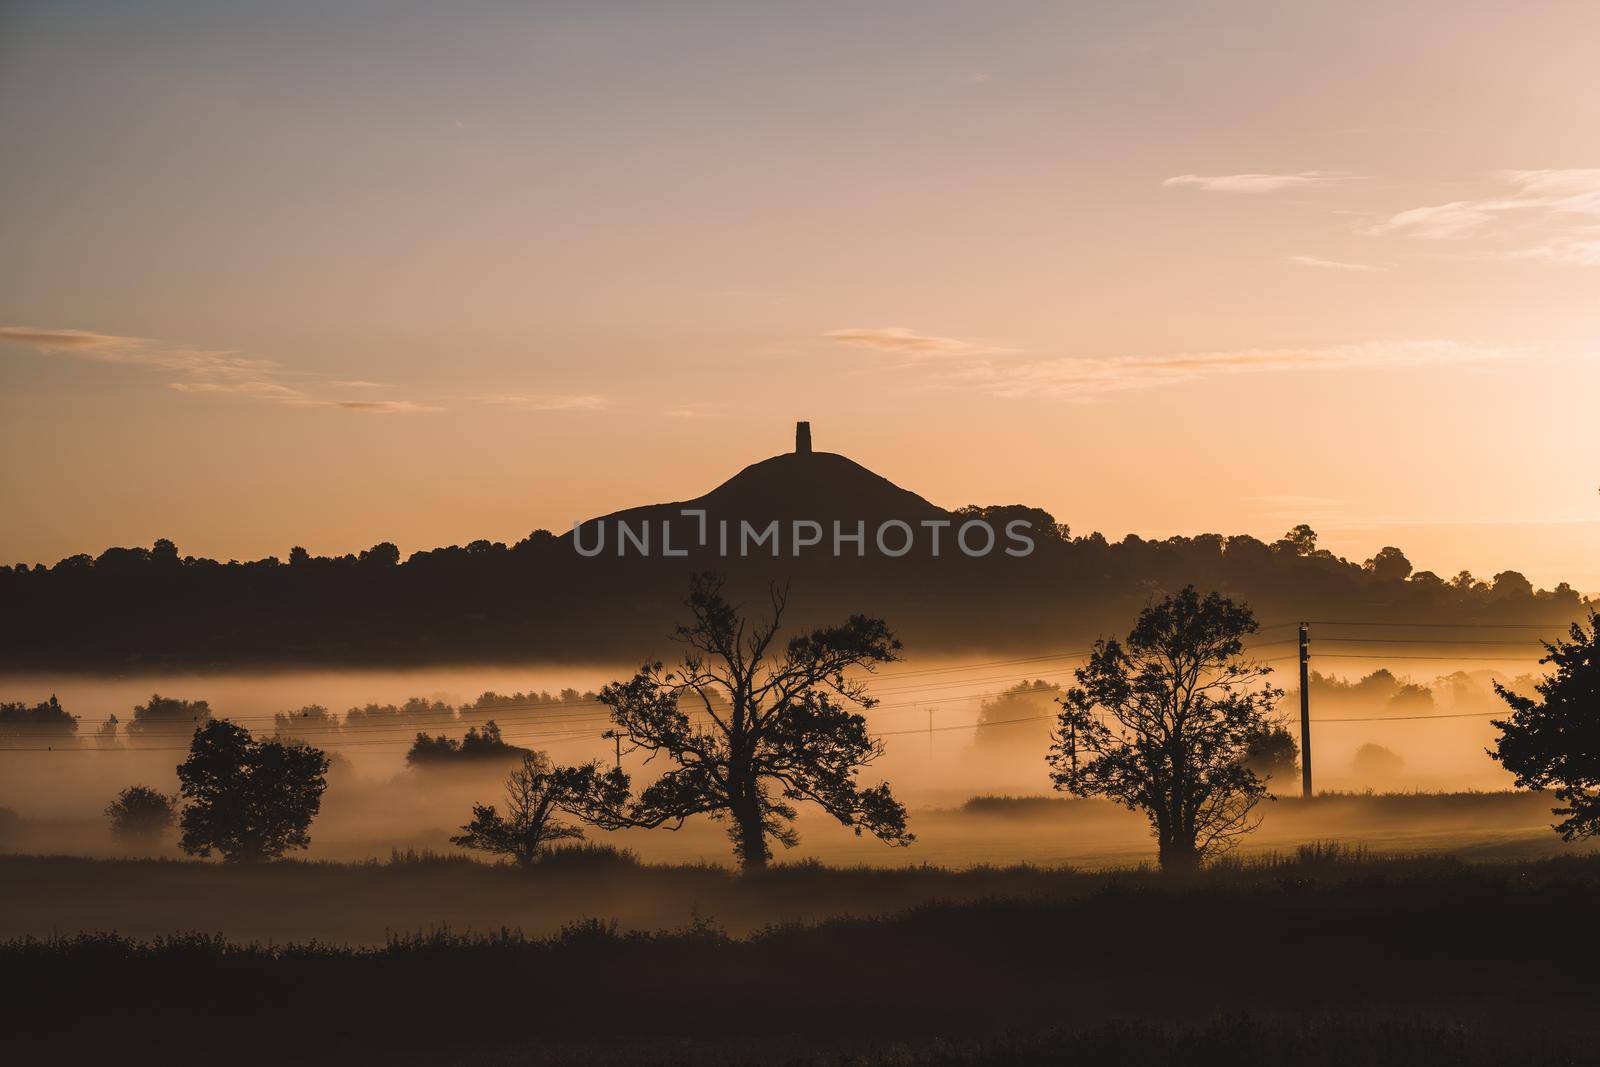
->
[4, 847, 1600, 1064]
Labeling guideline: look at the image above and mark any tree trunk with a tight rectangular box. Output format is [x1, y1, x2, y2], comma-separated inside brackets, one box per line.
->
[732, 798, 768, 871]
[1157, 835, 1200, 872]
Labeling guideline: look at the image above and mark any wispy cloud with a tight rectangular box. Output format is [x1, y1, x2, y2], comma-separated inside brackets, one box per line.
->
[1163, 172, 1357, 194]
[1368, 169, 1600, 250]
[1508, 236, 1600, 267]
[468, 393, 608, 412]
[939, 340, 1513, 402]
[0, 327, 136, 350]
[1, 325, 438, 413]
[1366, 200, 1495, 240]
[825, 327, 1004, 358]
[334, 400, 443, 414]
[1285, 254, 1390, 272]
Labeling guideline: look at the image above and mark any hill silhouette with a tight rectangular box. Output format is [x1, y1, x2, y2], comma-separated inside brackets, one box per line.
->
[0, 424, 1588, 670]
[575, 448, 948, 538]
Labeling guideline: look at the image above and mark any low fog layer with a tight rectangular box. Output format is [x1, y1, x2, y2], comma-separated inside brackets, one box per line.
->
[0, 654, 1553, 869]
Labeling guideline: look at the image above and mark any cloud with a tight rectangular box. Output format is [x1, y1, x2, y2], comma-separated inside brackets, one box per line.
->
[168, 381, 313, 403]
[329, 379, 393, 389]
[334, 400, 443, 414]
[1285, 254, 1390, 272]
[939, 340, 1513, 402]
[1508, 236, 1600, 266]
[663, 407, 705, 418]
[1, 325, 281, 379]
[2, 324, 438, 412]
[1369, 169, 1600, 248]
[1163, 172, 1356, 194]
[825, 327, 1004, 358]
[0, 326, 133, 350]
[468, 393, 607, 412]
[1366, 200, 1495, 240]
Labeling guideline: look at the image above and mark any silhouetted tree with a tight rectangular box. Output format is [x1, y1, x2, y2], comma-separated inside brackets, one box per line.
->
[952, 504, 1069, 542]
[360, 542, 401, 567]
[0, 695, 78, 745]
[1491, 611, 1600, 839]
[105, 786, 176, 845]
[1276, 524, 1319, 557]
[407, 720, 528, 768]
[1389, 682, 1434, 714]
[972, 679, 1061, 750]
[1364, 546, 1413, 582]
[1048, 587, 1281, 870]
[450, 752, 583, 866]
[1491, 570, 1535, 600]
[176, 720, 329, 862]
[1351, 742, 1404, 779]
[127, 694, 213, 743]
[272, 704, 340, 744]
[94, 714, 121, 748]
[345, 697, 453, 729]
[558, 573, 912, 871]
[1242, 723, 1299, 786]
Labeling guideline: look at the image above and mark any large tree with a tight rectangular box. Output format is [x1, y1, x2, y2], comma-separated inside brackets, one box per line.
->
[559, 573, 912, 870]
[176, 719, 329, 862]
[1048, 586, 1281, 870]
[1491, 611, 1600, 839]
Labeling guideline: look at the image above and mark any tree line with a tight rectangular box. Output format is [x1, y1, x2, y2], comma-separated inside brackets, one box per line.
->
[0, 688, 602, 748]
[0, 520, 1586, 670]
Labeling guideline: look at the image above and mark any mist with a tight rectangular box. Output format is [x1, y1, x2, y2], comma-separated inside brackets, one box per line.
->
[0, 651, 1550, 876]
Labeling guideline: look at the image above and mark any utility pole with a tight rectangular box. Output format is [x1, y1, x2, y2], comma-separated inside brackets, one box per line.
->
[1298, 622, 1313, 798]
[614, 734, 621, 772]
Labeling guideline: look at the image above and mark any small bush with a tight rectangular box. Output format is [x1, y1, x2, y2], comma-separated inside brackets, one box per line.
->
[105, 786, 177, 846]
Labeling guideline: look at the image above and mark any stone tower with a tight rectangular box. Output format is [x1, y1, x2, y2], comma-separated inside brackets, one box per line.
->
[795, 421, 812, 454]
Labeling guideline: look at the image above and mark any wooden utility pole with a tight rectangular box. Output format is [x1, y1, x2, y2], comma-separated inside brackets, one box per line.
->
[1298, 622, 1313, 798]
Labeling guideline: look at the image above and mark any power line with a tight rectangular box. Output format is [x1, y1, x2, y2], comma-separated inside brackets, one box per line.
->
[1307, 619, 1569, 630]
[1308, 710, 1502, 724]
[1317, 637, 1546, 646]
[1312, 652, 1544, 662]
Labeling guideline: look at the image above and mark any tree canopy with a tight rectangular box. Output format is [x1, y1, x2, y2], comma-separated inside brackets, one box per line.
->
[451, 752, 584, 866]
[1491, 611, 1600, 840]
[558, 573, 912, 870]
[1048, 586, 1281, 870]
[176, 720, 329, 862]
[105, 785, 177, 845]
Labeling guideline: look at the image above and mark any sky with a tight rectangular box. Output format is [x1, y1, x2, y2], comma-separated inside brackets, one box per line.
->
[2, 0, 1598, 589]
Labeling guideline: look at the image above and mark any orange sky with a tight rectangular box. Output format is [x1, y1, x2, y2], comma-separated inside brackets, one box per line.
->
[2, 2, 1597, 588]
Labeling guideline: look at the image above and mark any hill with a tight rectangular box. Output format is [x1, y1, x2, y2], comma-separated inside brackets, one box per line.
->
[0, 427, 1588, 670]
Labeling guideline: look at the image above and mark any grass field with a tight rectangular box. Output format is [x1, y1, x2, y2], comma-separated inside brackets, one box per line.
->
[5, 843, 1600, 1064]
[5, 791, 1598, 1063]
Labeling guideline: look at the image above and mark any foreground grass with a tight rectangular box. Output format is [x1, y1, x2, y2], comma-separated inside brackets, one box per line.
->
[4, 847, 1600, 1063]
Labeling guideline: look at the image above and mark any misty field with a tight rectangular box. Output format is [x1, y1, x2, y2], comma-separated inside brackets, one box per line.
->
[5, 846, 1600, 1065]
